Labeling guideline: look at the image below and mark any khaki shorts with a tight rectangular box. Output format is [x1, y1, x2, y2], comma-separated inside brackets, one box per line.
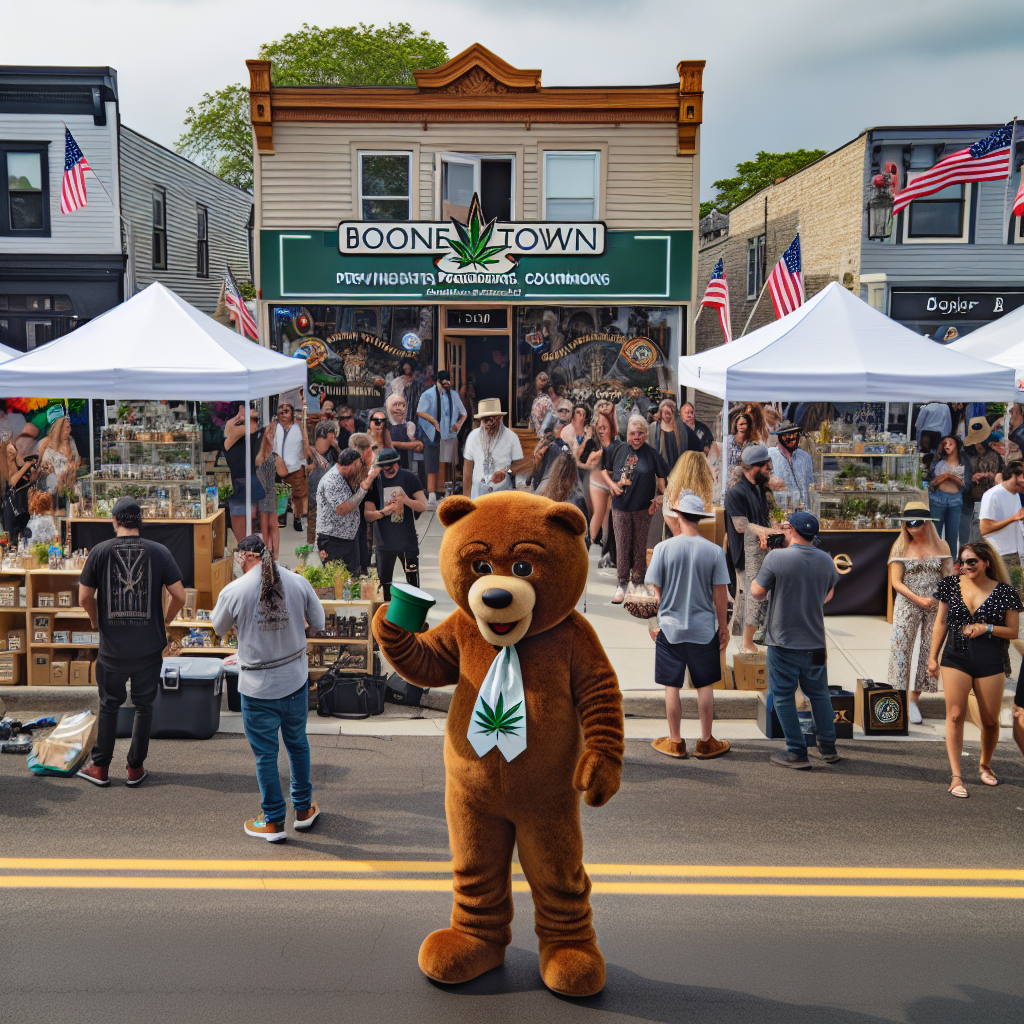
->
[284, 467, 307, 500]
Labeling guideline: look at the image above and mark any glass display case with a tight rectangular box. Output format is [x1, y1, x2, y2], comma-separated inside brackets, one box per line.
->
[79, 424, 212, 519]
[809, 440, 923, 527]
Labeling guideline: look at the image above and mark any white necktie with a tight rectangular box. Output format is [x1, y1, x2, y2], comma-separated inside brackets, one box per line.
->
[467, 645, 527, 761]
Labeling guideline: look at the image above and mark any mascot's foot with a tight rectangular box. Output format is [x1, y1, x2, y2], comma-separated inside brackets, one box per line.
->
[418, 928, 506, 985]
[539, 939, 606, 997]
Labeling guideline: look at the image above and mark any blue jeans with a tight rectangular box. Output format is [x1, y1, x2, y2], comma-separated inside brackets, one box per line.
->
[766, 647, 837, 758]
[929, 490, 962, 546]
[241, 685, 312, 823]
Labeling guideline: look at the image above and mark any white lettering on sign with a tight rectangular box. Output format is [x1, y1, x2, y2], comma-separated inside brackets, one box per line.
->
[339, 221, 606, 257]
[995, 298, 1004, 312]
[925, 296, 980, 314]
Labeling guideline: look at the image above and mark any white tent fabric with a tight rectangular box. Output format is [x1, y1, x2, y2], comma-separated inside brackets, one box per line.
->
[679, 281, 1014, 401]
[0, 281, 305, 400]
[0, 342, 19, 364]
[947, 303, 1024, 380]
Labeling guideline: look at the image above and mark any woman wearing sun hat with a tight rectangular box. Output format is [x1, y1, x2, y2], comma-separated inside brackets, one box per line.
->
[887, 502, 955, 725]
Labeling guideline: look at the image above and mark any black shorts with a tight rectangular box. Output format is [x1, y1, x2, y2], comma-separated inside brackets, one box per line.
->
[654, 632, 722, 689]
[941, 638, 1004, 679]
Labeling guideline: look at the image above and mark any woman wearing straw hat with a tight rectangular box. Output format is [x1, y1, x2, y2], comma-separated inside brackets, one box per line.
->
[887, 502, 954, 725]
[962, 417, 1002, 546]
[462, 398, 523, 499]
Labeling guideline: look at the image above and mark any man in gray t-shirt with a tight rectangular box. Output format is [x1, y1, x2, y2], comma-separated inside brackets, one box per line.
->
[645, 494, 731, 761]
[751, 511, 841, 769]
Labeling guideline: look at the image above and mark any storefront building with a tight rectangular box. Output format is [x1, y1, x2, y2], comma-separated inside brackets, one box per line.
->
[248, 44, 703, 433]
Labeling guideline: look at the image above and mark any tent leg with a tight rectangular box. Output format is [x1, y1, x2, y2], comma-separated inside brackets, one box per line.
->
[721, 389, 729, 504]
[243, 399, 252, 539]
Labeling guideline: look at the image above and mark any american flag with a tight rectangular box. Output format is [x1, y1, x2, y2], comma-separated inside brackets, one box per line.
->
[893, 122, 1014, 215]
[1014, 176, 1024, 219]
[767, 235, 804, 319]
[224, 266, 258, 340]
[700, 258, 732, 342]
[60, 128, 91, 214]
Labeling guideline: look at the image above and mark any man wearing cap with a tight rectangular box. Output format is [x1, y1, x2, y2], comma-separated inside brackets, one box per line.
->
[315, 448, 381, 575]
[213, 535, 325, 841]
[417, 370, 467, 509]
[725, 444, 778, 653]
[76, 498, 187, 787]
[750, 512, 841, 769]
[645, 493, 731, 760]
[463, 398, 523, 499]
[540, 397, 574, 438]
[364, 448, 428, 601]
[769, 426, 813, 508]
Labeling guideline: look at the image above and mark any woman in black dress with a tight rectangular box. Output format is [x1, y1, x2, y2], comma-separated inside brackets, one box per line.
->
[927, 539, 1021, 797]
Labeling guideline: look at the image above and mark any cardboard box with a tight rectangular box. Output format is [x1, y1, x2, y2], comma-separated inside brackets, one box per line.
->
[855, 679, 908, 735]
[7, 629, 26, 652]
[33, 630, 51, 644]
[49, 660, 70, 685]
[33, 653, 50, 681]
[71, 631, 92, 645]
[52, 631, 70, 645]
[18, 587, 26, 607]
[182, 588, 199, 618]
[830, 687, 855, 740]
[57, 590, 74, 608]
[70, 660, 90, 686]
[0, 585, 16, 606]
[37, 592, 55, 607]
[733, 651, 768, 690]
[0, 652, 20, 683]
[31, 710, 97, 773]
[0, 635, 6, 651]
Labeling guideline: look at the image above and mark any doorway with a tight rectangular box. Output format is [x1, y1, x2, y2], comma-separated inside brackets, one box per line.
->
[440, 306, 513, 426]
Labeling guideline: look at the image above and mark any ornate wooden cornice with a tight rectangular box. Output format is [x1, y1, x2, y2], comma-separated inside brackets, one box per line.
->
[246, 46, 704, 154]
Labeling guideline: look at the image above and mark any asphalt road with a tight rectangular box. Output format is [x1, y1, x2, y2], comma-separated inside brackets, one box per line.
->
[2, 734, 1022, 1024]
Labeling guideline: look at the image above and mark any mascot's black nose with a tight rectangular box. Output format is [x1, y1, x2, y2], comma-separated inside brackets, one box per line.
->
[481, 588, 514, 609]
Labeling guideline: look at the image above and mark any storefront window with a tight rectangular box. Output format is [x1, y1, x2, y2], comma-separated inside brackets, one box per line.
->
[513, 306, 675, 428]
[269, 305, 436, 415]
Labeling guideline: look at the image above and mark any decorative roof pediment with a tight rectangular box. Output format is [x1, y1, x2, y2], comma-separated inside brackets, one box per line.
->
[413, 43, 541, 94]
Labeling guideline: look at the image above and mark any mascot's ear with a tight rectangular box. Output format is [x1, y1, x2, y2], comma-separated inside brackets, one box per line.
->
[437, 494, 476, 527]
[546, 502, 587, 538]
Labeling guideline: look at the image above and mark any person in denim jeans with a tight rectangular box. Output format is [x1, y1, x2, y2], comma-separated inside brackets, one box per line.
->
[928, 435, 966, 545]
[212, 535, 325, 840]
[750, 511, 841, 769]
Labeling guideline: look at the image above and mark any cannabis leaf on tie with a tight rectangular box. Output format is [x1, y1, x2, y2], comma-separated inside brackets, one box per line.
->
[472, 693, 524, 736]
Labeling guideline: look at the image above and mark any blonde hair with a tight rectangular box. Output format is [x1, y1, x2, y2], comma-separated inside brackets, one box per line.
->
[665, 450, 713, 508]
[888, 520, 945, 560]
[959, 539, 1011, 585]
[626, 414, 649, 438]
[347, 432, 372, 453]
[42, 415, 79, 462]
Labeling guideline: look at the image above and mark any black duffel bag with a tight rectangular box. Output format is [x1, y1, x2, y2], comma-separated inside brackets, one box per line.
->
[316, 664, 387, 720]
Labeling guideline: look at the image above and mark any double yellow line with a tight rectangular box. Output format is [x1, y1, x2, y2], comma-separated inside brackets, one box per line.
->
[0, 859, 1021, 898]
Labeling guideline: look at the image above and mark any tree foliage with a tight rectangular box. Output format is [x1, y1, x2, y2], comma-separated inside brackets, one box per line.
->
[701, 149, 827, 219]
[176, 23, 449, 191]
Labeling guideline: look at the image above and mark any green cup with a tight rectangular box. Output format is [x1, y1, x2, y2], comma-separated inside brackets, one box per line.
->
[385, 583, 436, 632]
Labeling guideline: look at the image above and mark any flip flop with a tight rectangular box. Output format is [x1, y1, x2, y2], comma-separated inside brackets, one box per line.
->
[979, 764, 999, 787]
[948, 775, 968, 798]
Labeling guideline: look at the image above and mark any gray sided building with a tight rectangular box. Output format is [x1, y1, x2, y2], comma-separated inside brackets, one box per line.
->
[0, 65, 253, 352]
[694, 124, 1024, 422]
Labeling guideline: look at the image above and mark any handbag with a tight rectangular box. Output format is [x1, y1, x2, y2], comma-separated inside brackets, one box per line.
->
[316, 654, 387, 719]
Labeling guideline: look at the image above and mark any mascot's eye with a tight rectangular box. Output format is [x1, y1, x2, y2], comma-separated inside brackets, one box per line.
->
[512, 561, 533, 577]
[472, 560, 493, 575]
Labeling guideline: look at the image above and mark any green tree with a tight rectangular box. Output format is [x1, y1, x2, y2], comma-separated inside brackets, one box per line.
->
[176, 23, 448, 190]
[701, 149, 827, 218]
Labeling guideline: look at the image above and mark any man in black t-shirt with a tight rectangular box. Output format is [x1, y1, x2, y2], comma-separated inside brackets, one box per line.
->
[76, 498, 186, 787]
[681, 402, 714, 455]
[364, 448, 428, 601]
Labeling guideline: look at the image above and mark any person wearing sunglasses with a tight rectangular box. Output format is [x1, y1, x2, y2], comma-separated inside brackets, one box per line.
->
[887, 503, 954, 725]
[366, 408, 392, 456]
[927, 538, 1022, 797]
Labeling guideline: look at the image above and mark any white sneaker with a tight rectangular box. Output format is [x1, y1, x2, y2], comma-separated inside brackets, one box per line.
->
[909, 700, 923, 725]
[427, 494, 438, 511]
[612, 586, 625, 604]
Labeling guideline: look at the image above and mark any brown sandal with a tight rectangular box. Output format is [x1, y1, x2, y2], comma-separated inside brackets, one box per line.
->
[948, 775, 968, 798]
[979, 764, 999, 787]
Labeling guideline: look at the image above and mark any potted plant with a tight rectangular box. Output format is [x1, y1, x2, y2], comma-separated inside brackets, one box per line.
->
[296, 563, 336, 600]
[294, 544, 312, 568]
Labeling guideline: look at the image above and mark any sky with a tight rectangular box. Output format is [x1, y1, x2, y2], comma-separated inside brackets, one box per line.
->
[3, 0, 1022, 198]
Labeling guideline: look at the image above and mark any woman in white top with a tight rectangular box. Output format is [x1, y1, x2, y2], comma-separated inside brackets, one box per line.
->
[928, 434, 966, 545]
[37, 415, 80, 506]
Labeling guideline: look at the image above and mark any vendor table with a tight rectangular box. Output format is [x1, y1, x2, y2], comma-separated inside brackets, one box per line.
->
[816, 528, 899, 618]
[68, 510, 229, 608]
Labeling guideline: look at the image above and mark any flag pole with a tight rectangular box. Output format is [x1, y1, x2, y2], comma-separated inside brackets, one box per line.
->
[1002, 116, 1020, 244]
[61, 120, 115, 207]
[740, 279, 769, 337]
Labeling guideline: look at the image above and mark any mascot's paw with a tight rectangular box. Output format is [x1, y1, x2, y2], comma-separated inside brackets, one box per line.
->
[573, 749, 622, 807]
[539, 940, 606, 997]
[418, 928, 506, 985]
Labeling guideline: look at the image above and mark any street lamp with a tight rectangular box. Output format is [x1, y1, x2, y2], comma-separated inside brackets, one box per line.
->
[866, 163, 899, 240]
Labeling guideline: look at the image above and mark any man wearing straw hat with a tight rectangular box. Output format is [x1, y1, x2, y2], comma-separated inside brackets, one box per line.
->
[462, 398, 523, 499]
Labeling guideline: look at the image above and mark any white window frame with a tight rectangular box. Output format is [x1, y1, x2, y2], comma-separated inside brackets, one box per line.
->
[436, 153, 515, 221]
[358, 151, 413, 221]
[541, 150, 600, 221]
[901, 176, 972, 245]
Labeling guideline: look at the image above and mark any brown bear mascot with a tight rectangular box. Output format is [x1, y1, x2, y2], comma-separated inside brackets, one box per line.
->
[372, 490, 624, 997]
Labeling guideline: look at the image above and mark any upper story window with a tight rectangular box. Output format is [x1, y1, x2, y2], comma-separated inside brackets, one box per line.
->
[543, 151, 599, 220]
[0, 144, 50, 237]
[152, 187, 167, 269]
[904, 181, 970, 242]
[196, 204, 209, 278]
[747, 234, 765, 298]
[360, 153, 411, 220]
[440, 155, 513, 221]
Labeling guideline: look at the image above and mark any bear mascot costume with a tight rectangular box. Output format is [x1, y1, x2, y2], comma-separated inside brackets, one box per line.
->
[372, 490, 624, 997]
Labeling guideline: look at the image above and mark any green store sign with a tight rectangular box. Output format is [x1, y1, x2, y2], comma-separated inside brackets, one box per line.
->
[260, 228, 692, 304]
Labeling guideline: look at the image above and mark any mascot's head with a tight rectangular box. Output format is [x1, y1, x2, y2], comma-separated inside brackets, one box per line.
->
[437, 491, 588, 647]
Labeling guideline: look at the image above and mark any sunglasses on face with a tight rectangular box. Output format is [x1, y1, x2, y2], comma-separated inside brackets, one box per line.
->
[339, 415, 354, 421]
[370, 418, 386, 426]
[960, 557, 980, 567]
[905, 520, 925, 529]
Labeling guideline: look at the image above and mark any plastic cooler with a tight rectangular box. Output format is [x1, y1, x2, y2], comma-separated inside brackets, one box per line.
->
[116, 657, 223, 740]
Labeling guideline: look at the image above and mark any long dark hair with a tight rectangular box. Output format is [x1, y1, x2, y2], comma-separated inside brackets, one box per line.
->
[936, 434, 963, 464]
[539, 452, 580, 503]
[957, 539, 1010, 585]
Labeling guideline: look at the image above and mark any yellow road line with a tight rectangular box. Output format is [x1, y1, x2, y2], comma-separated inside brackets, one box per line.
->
[0, 859, 1021, 882]
[0, 875, 1020, 898]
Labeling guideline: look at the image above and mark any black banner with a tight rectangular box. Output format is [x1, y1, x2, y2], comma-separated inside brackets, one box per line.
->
[817, 529, 898, 617]
[446, 308, 508, 330]
[70, 522, 197, 589]
[890, 289, 1024, 322]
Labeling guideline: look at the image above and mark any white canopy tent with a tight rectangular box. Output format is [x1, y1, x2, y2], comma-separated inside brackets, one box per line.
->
[679, 281, 1015, 482]
[0, 343, 20, 364]
[947, 303, 1024, 395]
[0, 282, 308, 532]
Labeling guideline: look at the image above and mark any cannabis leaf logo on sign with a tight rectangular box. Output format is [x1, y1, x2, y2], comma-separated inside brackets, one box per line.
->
[435, 193, 517, 275]
[473, 693, 524, 737]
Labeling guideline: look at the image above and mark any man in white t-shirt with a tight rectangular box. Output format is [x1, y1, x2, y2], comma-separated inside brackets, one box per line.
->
[980, 460, 1024, 570]
[462, 398, 523, 499]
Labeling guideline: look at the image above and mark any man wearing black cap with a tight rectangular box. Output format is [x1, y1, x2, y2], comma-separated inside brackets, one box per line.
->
[750, 511, 841, 769]
[315, 448, 380, 575]
[769, 426, 813, 508]
[364, 448, 427, 601]
[76, 497, 186, 787]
